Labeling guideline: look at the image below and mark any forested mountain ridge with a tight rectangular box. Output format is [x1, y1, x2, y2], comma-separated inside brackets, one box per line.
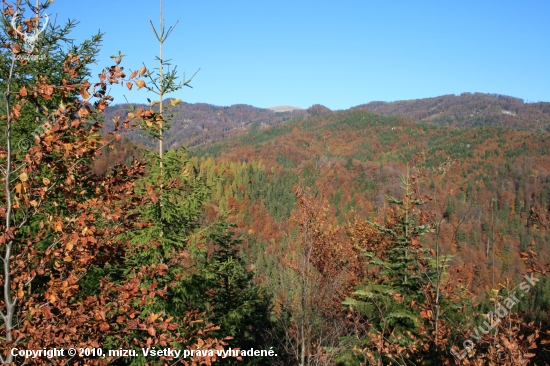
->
[92, 97, 550, 363]
[193, 107, 550, 302]
[353, 92, 550, 132]
[185, 107, 550, 363]
[101, 93, 549, 154]
[100, 101, 308, 149]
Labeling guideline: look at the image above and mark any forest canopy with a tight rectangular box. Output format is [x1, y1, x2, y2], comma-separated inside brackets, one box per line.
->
[1, 1, 549, 365]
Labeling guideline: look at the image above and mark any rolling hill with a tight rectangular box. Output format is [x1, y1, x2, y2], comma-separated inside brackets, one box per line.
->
[353, 92, 550, 132]
[100, 101, 307, 149]
[99, 93, 550, 155]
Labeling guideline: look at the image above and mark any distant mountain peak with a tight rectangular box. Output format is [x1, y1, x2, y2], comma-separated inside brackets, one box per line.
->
[267, 105, 303, 112]
[307, 104, 333, 116]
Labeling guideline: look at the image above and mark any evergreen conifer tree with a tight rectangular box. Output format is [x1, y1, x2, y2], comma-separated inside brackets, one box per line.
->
[341, 173, 463, 365]
[115, 1, 272, 363]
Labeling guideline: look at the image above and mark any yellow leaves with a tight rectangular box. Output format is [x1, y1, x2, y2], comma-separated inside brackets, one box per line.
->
[148, 312, 161, 322]
[15, 182, 22, 194]
[135, 79, 146, 89]
[488, 288, 500, 302]
[61, 280, 70, 292]
[19, 172, 28, 182]
[419, 309, 433, 319]
[53, 221, 63, 232]
[113, 115, 121, 130]
[63, 255, 72, 262]
[150, 100, 161, 107]
[58, 101, 66, 113]
[170, 98, 182, 107]
[78, 107, 89, 118]
[66, 242, 74, 251]
[17, 288, 24, 299]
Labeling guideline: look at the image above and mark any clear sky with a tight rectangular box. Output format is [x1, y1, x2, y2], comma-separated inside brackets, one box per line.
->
[31, 1, 550, 110]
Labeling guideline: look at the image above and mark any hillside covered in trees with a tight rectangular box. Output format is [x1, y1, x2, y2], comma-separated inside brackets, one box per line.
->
[2, 1, 550, 365]
[353, 93, 550, 132]
[189, 107, 550, 364]
[99, 92, 550, 154]
[194, 107, 550, 288]
[101, 102, 307, 149]
[71, 66, 550, 366]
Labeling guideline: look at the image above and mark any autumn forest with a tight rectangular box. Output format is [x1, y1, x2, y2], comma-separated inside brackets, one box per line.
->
[1, 1, 550, 365]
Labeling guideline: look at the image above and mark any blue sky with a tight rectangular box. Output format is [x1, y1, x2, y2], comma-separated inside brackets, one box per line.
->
[31, 1, 550, 110]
